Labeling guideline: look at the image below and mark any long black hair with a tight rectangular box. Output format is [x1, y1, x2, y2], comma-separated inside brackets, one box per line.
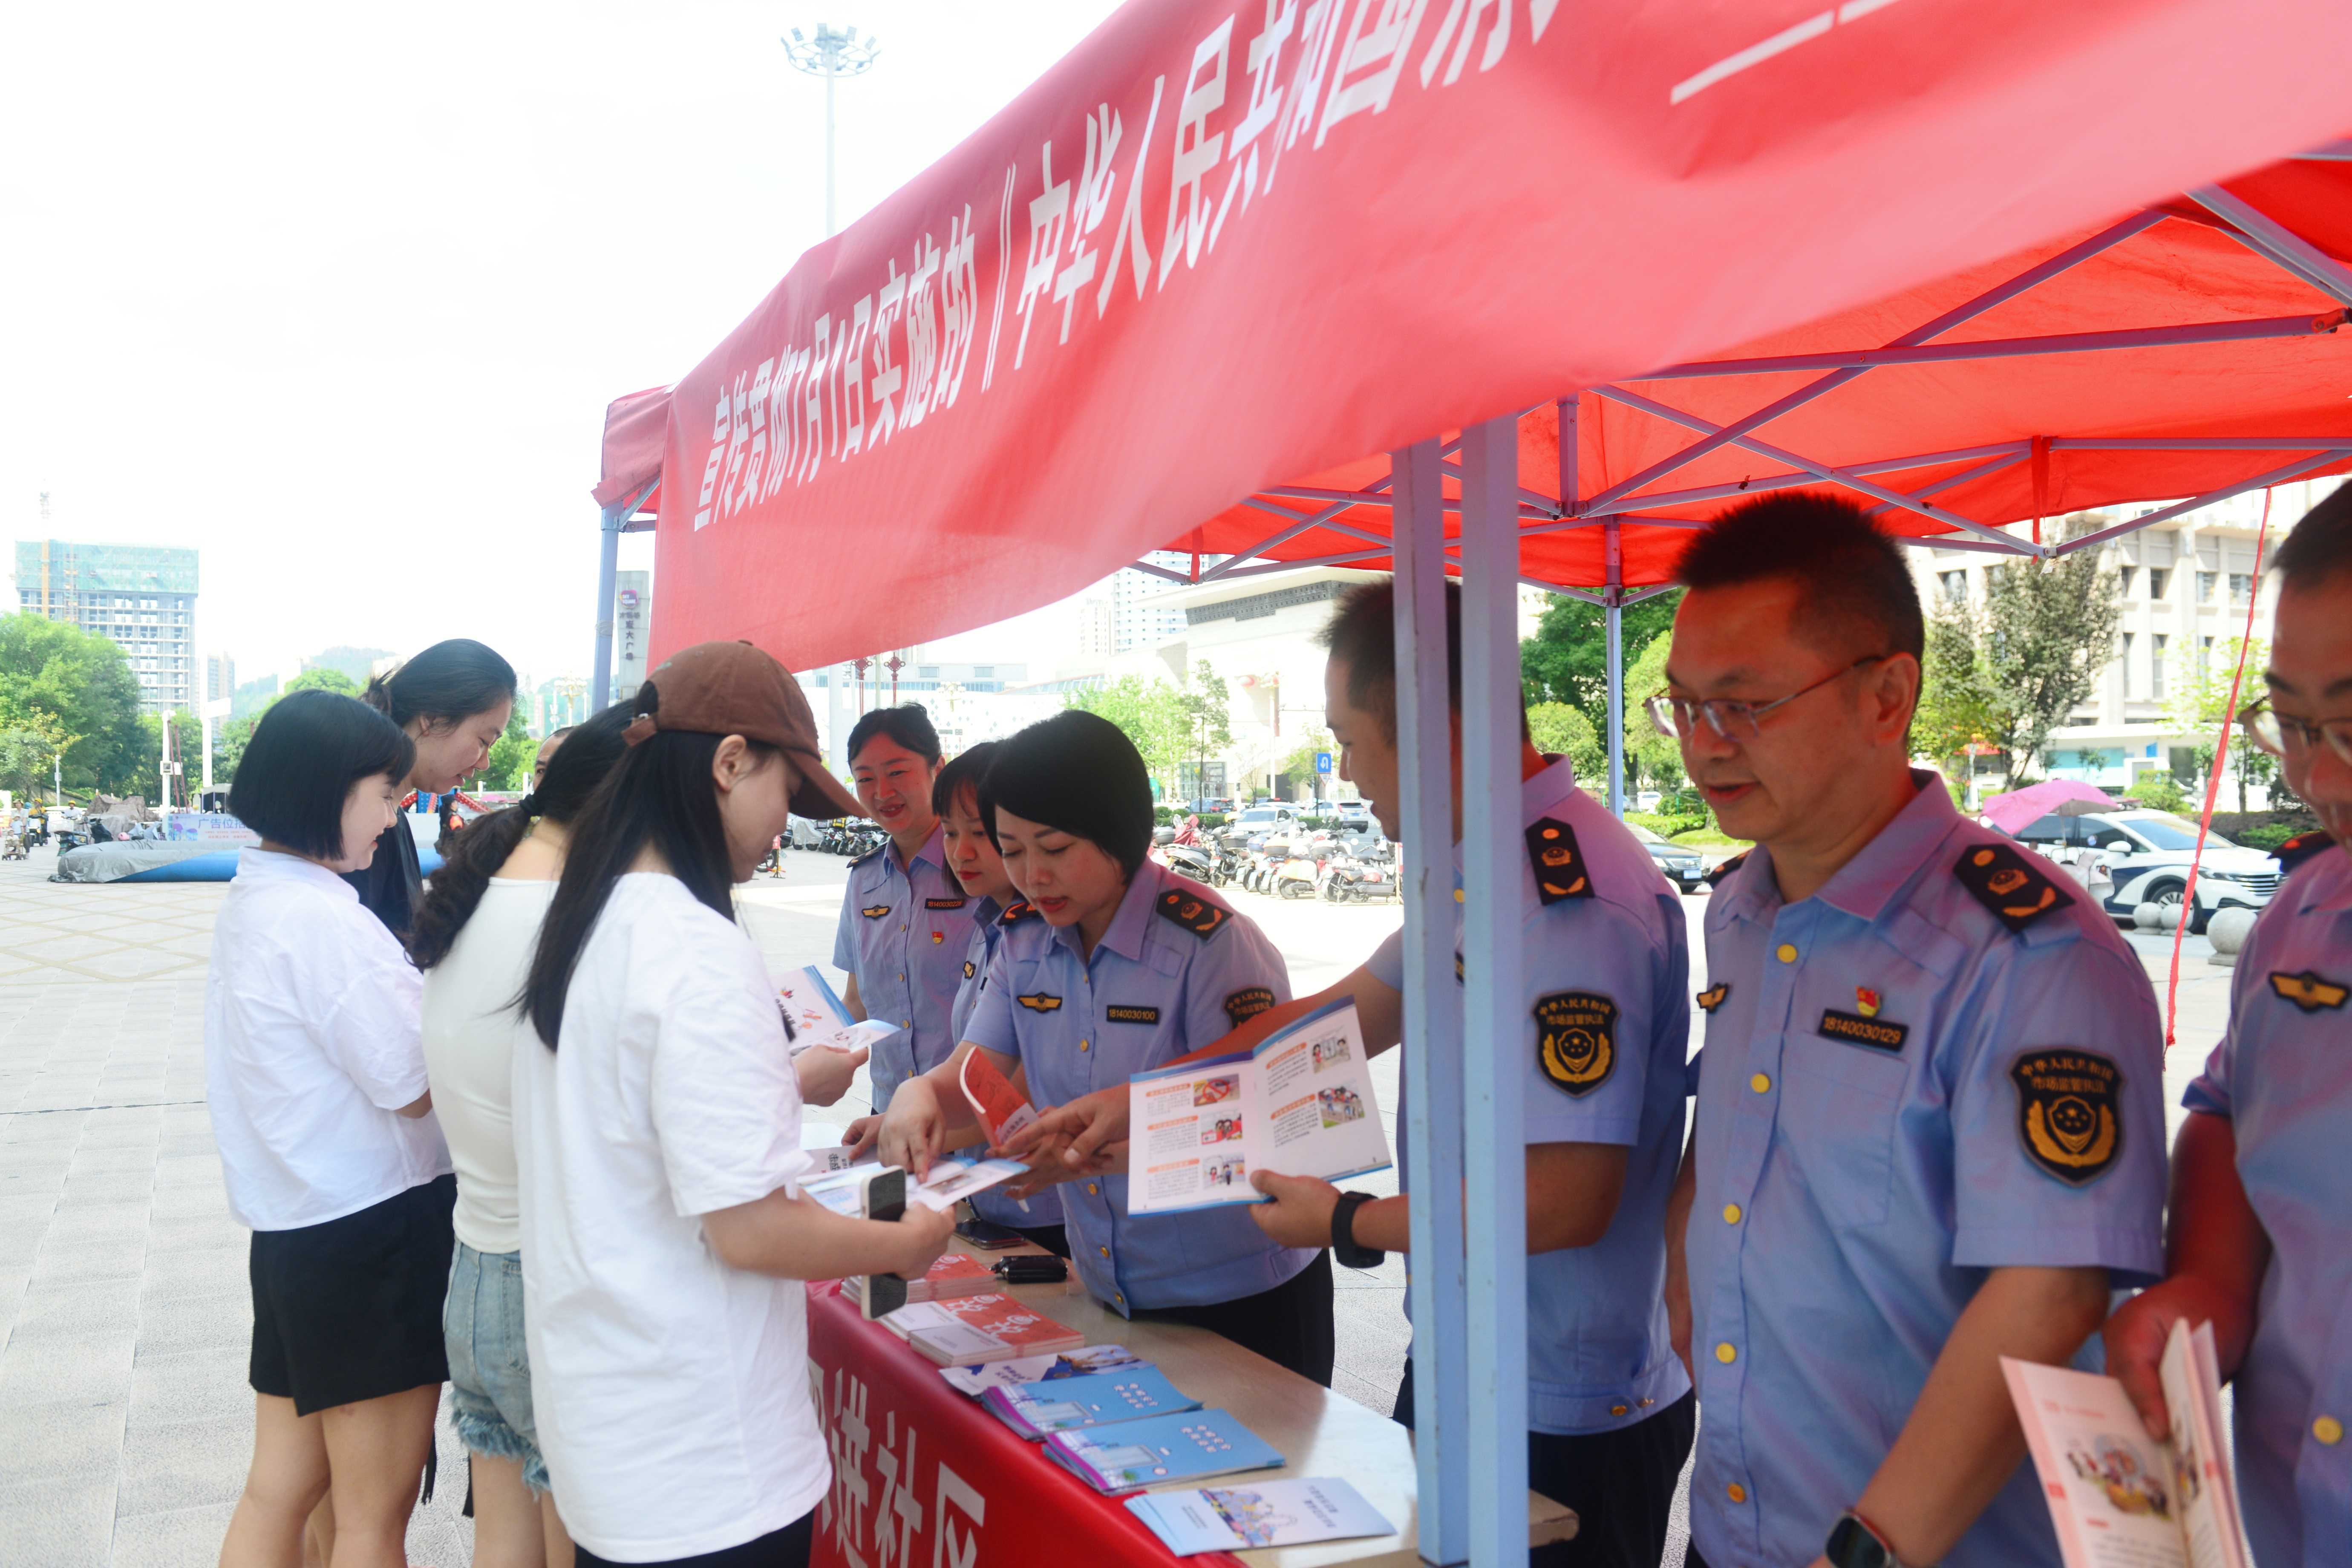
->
[363, 638, 519, 731]
[229, 691, 415, 862]
[408, 704, 632, 971]
[521, 687, 778, 1049]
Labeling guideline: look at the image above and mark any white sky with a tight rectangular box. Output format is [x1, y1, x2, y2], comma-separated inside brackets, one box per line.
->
[0, 0, 1129, 689]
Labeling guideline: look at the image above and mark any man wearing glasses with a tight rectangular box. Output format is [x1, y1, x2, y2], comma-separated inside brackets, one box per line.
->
[1660, 494, 2168, 1568]
[2102, 484, 2352, 1568]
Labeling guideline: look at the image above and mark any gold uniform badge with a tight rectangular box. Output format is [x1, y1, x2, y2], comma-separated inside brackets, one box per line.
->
[962, 960, 976, 981]
[860, 905, 891, 919]
[1696, 983, 1729, 1013]
[1533, 991, 1617, 1097]
[2010, 1049, 2122, 1185]
[2269, 970, 2349, 1012]
[1017, 993, 1063, 1012]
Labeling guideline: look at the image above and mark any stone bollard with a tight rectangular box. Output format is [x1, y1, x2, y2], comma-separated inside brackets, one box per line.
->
[2207, 907, 2258, 968]
[2133, 902, 2164, 931]
[2156, 904, 2184, 932]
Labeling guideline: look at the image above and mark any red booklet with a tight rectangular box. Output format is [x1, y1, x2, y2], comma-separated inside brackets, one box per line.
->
[907, 1292, 1085, 1366]
[843, 1251, 997, 1308]
[960, 1049, 1038, 1147]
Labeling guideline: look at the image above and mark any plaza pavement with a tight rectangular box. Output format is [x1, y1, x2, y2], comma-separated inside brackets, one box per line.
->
[0, 839, 2235, 1565]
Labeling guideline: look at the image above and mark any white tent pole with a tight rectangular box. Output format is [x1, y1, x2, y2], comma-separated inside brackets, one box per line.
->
[1390, 439, 1467, 1565]
[592, 502, 625, 711]
[1460, 415, 1530, 1566]
[1605, 520, 1626, 816]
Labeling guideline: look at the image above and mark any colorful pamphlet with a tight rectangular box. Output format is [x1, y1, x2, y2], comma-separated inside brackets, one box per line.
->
[1127, 1477, 1395, 1554]
[800, 1124, 868, 1173]
[1041, 1409, 1283, 1494]
[960, 1047, 1038, 1146]
[904, 1292, 1087, 1366]
[938, 1344, 1147, 1398]
[980, 1366, 1201, 1439]
[1128, 998, 1391, 1215]
[842, 1251, 997, 1308]
[2004, 1320, 2250, 1568]
[776, 964, 896, 1058]
[801, 1153, 1022, 1218]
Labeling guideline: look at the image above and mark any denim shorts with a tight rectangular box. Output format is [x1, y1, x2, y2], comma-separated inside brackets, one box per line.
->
[444, 1241, 548, 1493]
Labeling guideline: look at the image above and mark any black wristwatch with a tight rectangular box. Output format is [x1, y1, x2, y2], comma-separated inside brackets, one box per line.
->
[1330, 1191, 1386, 1270]
[1825, 1512, 1911, 1568]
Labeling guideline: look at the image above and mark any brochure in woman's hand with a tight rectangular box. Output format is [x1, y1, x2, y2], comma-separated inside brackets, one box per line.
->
[1127, 999, 1390, 1215]
[776, 964, 895, 1058]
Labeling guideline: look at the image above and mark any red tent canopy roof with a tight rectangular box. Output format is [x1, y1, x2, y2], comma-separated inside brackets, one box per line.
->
[596, 0, 2352, 669]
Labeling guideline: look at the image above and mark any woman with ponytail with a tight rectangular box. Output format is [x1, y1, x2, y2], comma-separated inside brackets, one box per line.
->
[352, 638, 519, 936]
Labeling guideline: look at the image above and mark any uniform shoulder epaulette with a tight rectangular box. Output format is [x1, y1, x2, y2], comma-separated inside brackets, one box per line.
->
[998, 899, 1040, 925]
[1953, 841, 2075, 932]
[847, 844, 883, 870]
[1525, 816, 1594, 905]
[1702, 849, 1749, 888]
[1155, 885, 1231, 939]
[2274, 830, 2338, 875]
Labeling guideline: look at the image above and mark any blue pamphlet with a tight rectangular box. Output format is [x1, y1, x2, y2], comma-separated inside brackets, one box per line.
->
[980, 1365, 1201, 1440]
[1127, 1477, 1395, 1554]
[1041, 1408, 1283, 1494]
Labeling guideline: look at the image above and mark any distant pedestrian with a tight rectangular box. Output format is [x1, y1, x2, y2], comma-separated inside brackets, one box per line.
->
[352, 640, 519, 936]
[208, 689, 454, 1568]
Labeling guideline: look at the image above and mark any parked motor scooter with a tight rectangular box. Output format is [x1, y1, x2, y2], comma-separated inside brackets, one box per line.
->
[1162, 841, 1216, 885]
[1272, 840, 1329, 899]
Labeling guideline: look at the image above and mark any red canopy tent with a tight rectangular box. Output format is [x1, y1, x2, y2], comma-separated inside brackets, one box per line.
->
[584, 2, 2352, 1558]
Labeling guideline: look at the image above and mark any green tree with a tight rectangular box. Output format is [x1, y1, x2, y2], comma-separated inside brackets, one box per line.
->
[1620, 634, 1685, 792]
[1975, 521, 2122, 790]
[1067, 675, 1193, 797]
[1526, 701, 1604, 779]
[284, 666, 361, 698]
[1913, 602, 2004, 793]
[2169, 637, 2277, 813]
[0, 613, 148, 795]
[470, 710, 536, 792]
[1520, 590, 1683, 732]
[0, 712, 66, 800]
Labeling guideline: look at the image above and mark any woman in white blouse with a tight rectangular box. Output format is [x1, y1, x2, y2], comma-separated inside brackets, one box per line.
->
[207, 690, 453, 1568]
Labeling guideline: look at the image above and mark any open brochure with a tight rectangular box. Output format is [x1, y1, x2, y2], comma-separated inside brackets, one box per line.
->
[1129, 998, 1390, 1215]
[1127, 1477, 1395, 1555]
[938, 1344, 1146, 1398]
[2003, 1320, 2250, 1568]
[776, 964, 896, 1058]
[1042, 1408, 1283, 1494]
[801, 1153, 1024, 1218]
[981, 1364, 1201, 1439]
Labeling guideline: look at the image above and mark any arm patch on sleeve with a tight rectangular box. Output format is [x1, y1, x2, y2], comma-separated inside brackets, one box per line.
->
[2011, 1049, 2122, 1184]
[1954, 843, 2074, 931]
[1224, 986, 1276, 1026]
[1535, 991, 1617, 1096]
[1525, 817, 1593, 904]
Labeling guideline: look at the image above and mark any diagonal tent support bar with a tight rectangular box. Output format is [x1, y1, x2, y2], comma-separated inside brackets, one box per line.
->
[1637, 311, 2343, 379]
[1237, 496, 1407, 549]
[2055, 450, 2352, 553]
[2192, 185, 2352, 306]
[1391, 439, 1469, 1567]
[1580, 209, 2169, 512]
[1595, 384, 2042, 554]
[1584, 441, 2029, 520]
[1862, 449, 2033, 517]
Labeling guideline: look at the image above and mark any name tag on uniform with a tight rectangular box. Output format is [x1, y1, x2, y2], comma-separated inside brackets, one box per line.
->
[925, 896, 968, 910]
[1818, 1009, 1908, 1053]
[1106, 1005, 1160, 1024]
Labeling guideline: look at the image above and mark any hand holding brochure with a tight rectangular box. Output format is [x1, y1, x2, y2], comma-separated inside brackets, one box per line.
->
[802, 1153, 1025, 1218]
[776, 964, 895, 1058]
[2003, 1319, 2249, 1568]
[1127, 1478, 1395, 1555]
[981, 1366, 1201, 1439]
[1041, 1409, 1283, 1494]
[1129, 999, 1390, 1215]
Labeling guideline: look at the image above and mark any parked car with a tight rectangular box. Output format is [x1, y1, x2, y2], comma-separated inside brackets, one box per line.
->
[2010, 807, 2279, 934]
[1634, 790, 1663, 812]
[1625, 822, 1708, 894]
[1219, 803, 1301, 848]
[1334, 800, 1371, 825]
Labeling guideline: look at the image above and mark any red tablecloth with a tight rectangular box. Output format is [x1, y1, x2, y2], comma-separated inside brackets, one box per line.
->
[805, 1282, 1245, 1568]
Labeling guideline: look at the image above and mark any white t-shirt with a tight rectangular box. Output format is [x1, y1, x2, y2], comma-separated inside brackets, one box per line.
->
[513, 873, 828, 1561]
[420, 878, 553, 1255]
[204, 848, 451, 1231]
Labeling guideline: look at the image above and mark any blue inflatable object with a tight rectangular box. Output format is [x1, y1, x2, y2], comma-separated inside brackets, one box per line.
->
[110, 844, 445, 884]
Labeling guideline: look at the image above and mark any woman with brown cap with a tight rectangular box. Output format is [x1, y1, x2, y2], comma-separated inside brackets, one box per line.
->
[510, 642, 952, 1568]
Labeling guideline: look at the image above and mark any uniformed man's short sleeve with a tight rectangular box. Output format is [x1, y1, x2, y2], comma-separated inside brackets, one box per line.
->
[1949, 938, 2165, 1283]
[963, 937, 1019, 1057]
[1522, 902, 1660, 1148]
[831, 876, 858, 975]
[2182, 911, 2279, 1119]
[1179, 914, 1292, 1052]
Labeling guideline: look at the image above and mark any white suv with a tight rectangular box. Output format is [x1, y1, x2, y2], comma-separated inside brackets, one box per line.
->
[2011, 807, 2281, 934]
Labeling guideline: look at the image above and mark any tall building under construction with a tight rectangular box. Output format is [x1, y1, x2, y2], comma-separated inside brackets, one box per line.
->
[12, 539, 200, 715]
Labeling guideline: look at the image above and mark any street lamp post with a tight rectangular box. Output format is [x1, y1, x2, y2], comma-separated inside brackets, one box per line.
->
[784, 23, 881, 239]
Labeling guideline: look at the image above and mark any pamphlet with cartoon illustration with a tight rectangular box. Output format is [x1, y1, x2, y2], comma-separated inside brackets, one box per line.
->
[776, 964, 896, 1058]
[1041, 1408, 1283, 1494]
[938, 1344, 1147, 1398]
[1127, 999, 1391, 1216]
[2003, 1320, 2249, 1568]
[1126, 1477, 1394, 1555]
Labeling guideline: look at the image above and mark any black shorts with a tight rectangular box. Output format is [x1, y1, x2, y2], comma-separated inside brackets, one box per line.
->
[249, 1174, 457, 1416]
[577, 1510, 814, 1568]
[1129, 1248, 1336, 1386]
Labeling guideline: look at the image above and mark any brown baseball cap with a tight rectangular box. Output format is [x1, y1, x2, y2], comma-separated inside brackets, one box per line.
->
[622, 641, 864, 821]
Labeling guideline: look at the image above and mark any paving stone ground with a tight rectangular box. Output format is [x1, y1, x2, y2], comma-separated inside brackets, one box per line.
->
[0, 840, 2234, 1565]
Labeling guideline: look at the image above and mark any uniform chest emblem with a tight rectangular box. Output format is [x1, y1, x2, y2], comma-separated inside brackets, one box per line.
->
[1533, 991, 1616, 1097]
[1157, 890, 1230, 938]
[1854, 987, 1881, 1017]
[962, 960, 977, 981]
[931, 931, 945, 944]
[1017, 993, 1063, 1012]
[2269, 970, 2349, 1012]
[1223, 986, 1276, 1026]
[925, 896, 968, 910]
[1696, 982, 1729, 1013]
[1105, 1005, 1161, 1025]
[1954, 844, 2074, 931]
[861, 905, 891, 919]
[2011, 1050, 2123, 1185]
[1525, 817, 1592, 905]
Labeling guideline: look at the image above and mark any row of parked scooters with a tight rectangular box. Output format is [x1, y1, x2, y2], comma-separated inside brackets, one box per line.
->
[1155, 824, 1400, 903]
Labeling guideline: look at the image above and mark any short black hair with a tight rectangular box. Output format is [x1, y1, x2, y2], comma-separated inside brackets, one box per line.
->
[848, 703, 942, 766]
[1673, 493, 1925, 660]
[1318, 579, 1462, 745]
[931, 741, 1000, 819]
[364, 638, 518, 730]
[2272, 480, 2352, 589]
[230, 690, 416, 860]
[984, 711, 1153, 878]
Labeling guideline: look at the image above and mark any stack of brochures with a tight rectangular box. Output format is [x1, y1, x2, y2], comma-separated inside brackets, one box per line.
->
[1040, 1409, 1284, 1494]
[1127, 1478, 1395, 1555]
[937, 1344, 1145, 1398]
[894, 1293, 1087, 1365]
[841, 1251, 997, 1308]
[981, 1365, 1201, 1439]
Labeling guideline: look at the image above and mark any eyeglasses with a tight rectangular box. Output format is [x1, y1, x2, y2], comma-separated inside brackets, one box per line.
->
[1646, 656, 1890, 742]
[2238, 698, 2352, 767]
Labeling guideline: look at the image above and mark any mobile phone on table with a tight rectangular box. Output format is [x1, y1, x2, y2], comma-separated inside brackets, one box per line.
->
[955, 1216, 1025, 1250]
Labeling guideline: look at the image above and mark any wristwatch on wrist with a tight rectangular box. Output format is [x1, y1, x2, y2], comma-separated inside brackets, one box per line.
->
[1330, 1191, 1386, 1270]
[1825, 1511, 1909, 1568]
